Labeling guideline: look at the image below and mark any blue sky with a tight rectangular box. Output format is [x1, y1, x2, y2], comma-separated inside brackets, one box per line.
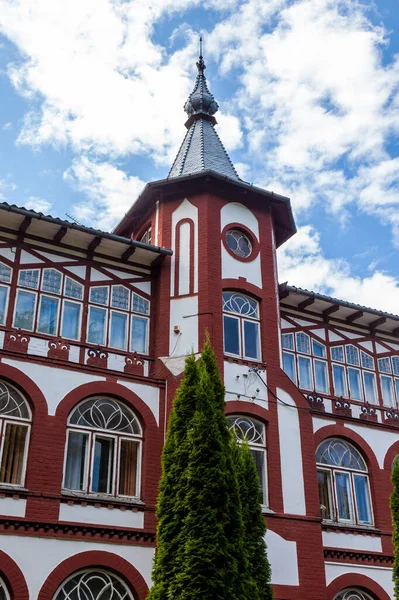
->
[1, 0, 399, 312]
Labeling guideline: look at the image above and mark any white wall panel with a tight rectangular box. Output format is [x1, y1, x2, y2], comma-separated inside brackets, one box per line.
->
[224, 361, 268, 409]
[170, 199, 198, 295]
[266, 530, 299, 586]
[220, 202, 259, 237]
[59, 504, 144, 529]
[344, 423, 397, 468]
[325, 562, 393, 597]
[322, 531, 382, 552]
[169, 296, 198, 356]
[118, 380, 160, 425]
[0, 497, 26, 518]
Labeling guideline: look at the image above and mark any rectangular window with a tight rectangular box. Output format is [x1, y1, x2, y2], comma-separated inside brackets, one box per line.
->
[0, 285, 8, 325]
[63, 431, 88, 491]
[42, 269, 62, 294]
[243, 320, 260, 360]
[348, 368, 362, 401]
[317, 469, 333, 520]
[314, 360, 328, 393]
[334, 471, 353, 521]
[296, 332, 310, 354]
[90, 287, 109, 306]
[331, 346, 344, 362]
[118, 439, 139, 497]
[132, 293, 150, 315]
[110, 311, 128, 350]
[61, 301, 81, 340]
[111, 286, 129, 310]
[91, 436, 114, 494]
[312, 340, 326, 358]
[281, 333, 294, 350]
[381, 375, 395, 407]
[37, 295, 59, 335]
[364, 371, 377, 404]
[395, 379, 399, 406]
[223, 315, 240, 356]
[87, 306, 107, 345]
[250, 448, 266, 504]
[333, 364, 347, 397]
[18, 269, 39, 290]
[353, 474, 372, 525]
[283, 352, 296, 384]
[131, 316, 149, 354]
[0, 423, 28, 485]
[298, 355, 312, 390]
[13, 290, 36, 331]
[378, 358, 392, 374]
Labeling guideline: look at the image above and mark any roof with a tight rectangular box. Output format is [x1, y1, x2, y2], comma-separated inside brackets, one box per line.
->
[0, 202, 172, 267]
[280, 283, 399, 336]
[168, 52, 239, 181]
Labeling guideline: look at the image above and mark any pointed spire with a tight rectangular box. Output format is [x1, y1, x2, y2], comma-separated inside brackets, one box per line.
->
[168, 40, 240, 181]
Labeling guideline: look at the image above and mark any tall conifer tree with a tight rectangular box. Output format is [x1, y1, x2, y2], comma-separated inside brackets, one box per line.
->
[391, 457, 399, 598]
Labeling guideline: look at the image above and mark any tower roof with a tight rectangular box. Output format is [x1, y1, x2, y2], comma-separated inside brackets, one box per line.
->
[168, 46, 240, 181]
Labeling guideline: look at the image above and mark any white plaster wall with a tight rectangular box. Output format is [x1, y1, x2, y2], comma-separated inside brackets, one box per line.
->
[28, 337, 48, 357]
[0, 330, 5, 350]
[178, 221, 190, 296]
[220, 202, 260, 237]
[313, 417, 336, 433]
[59, 504, 144, 529]
[2, 360, 105, 415]
[325, 562, 393, 598]
[277, 387, 306, 515]
[266, 530, 299, 586]
[344, 423, 397, 468]
[133, 281, 151, 296]
[322, 531, 382, 552]
[224, 361, 268, 409]
[170, 199, 198, 295]
[118, 380, 160, 425]
[0, 497, 26, 518]
[0, 535, 154, 599]
[169, 296, 198, 356]
[0, 247, 16, 262]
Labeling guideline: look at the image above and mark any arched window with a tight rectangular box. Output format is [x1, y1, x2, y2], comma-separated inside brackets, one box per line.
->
[63, 397, 142, 498]
[334, 589, 374, 600]
[223, 292, 260, 360]
[316, 438, 373, 525]
[53, 569, 134, 600]
[0, 380, 31, 487]
[0, 575, 10, 600]
[227, 416, 267, 504]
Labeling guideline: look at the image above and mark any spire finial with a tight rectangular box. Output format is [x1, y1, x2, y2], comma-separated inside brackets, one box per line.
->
[197, 36, 205, 74]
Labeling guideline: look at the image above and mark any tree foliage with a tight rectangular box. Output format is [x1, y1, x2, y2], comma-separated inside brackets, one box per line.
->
[392, 457, 399, 598]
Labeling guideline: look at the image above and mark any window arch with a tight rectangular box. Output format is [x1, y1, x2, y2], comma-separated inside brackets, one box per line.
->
[0, 380, 31, 487]
[227, 415, 267, 504]
[334, 589, 374, 600]
[63, 397, 142, 498]
[53, 569, 134, 600]
[0, 575, 10, 600]
[316, 438, 373, 525]
[223, 292, 260, 360]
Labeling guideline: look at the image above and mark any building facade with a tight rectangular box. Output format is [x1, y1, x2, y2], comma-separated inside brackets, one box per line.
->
[0, 54, 397, 600]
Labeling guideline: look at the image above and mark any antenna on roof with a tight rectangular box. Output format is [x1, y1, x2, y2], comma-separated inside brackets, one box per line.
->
[199, 36, 203, 59]
[65, 212, 84, 227]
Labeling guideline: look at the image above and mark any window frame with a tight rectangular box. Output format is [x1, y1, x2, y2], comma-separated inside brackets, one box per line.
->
[37, 293, 61, 336]
[0, 284, 10, 326]
[0, 419, 31, 488]
[12, 288, 38, 332]
[313, 358, 329, 393]
[222, 292, 261, 361]
[60, 298, 83, 341]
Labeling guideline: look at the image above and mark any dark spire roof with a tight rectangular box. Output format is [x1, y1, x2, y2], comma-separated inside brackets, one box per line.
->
[168, 42, 240, 181]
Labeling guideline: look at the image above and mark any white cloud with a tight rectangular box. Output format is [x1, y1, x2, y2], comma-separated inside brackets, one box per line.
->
[63, 157, 145, 230]
[2, 122, 12, 130]
[23, 196, 52, 213]
[0, 178, 17, 200]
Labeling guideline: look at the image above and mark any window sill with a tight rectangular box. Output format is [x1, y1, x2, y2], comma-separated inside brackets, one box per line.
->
[61, 490, 144, 508]
[261, 505, 274, 515]
[0, 485, 29, 499]
[322, 520, 380, 535]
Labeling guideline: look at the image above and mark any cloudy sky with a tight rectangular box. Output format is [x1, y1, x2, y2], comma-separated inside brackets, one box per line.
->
[1, 0, 399, 313]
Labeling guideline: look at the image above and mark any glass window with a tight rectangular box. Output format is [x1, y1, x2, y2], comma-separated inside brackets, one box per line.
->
[283, 352, 296, 383]
[61, 301, 81, 340]
[348, 368, 362, 401]
[361, 351, 374, 370]
[110, 311, 128, 350]
[53, 570, 134, 600]
[18, 269, 39, 290]
[65, 277, 83, 300]
[87, 306, 107, 345]
[333, 364, 347, 397]
[0, 575, 10, 600]
[111, 286, 129, 310]
[89, 286, 109, 306]
[132, 293, 150, 315]
[63, 397, 142, 499]
[363, 371, 377, 404]
[316, 438, 372, 526]
[131, 316, 148, 354]
[37, 295, 59, 335]
[140, 227, 152, 244]
[0, 380, 31, 487]
[312, 340, 326, 358]
[0, 286, 8, 325]
[331, 346, 344, 362]
[314, 359, 328, 393]
[0, 262, 11, 284]
[298, 355, 312, 389]
[392, 356, 399, 376]
[222, 292, 260, 360]
[381, 375, 395, 407]
[243, 320, 260, 360]
[395, 379, 399, 406]
[226, 229, 252, 259]
[378, 357, 391, 374]
[345, 345, 359, 366]
[334, 590, 374, 600]
[281, 333, 294, 350]
[13, 289, 36, 330]
[224, 315, 240, 355]
[296, 332, 310, 354]
[42, 268, 62, 294]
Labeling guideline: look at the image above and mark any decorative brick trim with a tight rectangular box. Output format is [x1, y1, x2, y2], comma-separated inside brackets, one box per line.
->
[0, 550, 29, 600]
[326, 572, 391, 600]
[125, 353, 145, 376]
[87, 346, 108, 369]
[324, 547, 392, 566]
[3, 330, 30, 353]
[47, 338, 70, 360]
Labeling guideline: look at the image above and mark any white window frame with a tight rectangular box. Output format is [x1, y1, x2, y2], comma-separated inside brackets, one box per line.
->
[61, 299, 83, 341]
[89, 432, 117, 495]
[223, 313, 241, 357]
[17, 268, 40, 290]
[347, 367, 363, 401]
[283, 351, 297, 384]
[333, 469, 355, 523]
[332, 363, 348, 398]
[116, 436, 142, 499]
[0, 574, 11, 600]
[63, 276, 84, 300]
[0, 418, 31, 488]
[317, 466, 334, 520]
[37, 293, 61, 336]
[241, 316, 261, 361]
[87, 304, 108, 346]
[111, 285, 130, 311]
[313, 358, 329, 393]
[362, 370, 377, 404]
[130, 314, 149, 355]
[89, 286, 109, 306]
[0, 284, 10, 326]
[381, 374, 395, 407]
[109, 309, 128, 351]
[297, 354, 313, 390]
[62, 428, 90, 493]
[12, 288, 38, 331]
[41, 268, 63, 295]
[295, 331, 310, 354]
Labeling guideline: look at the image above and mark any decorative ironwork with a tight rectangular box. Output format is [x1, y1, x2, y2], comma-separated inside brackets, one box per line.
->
[227, 416, 265, 445]
[69, 397, 141, 435]
[0, 380, 30, 419]
[316, 438, 366, 471]
[334, 589, 374, 600]
[226, 229, 252, 259]
[334, 398, 352, 416]
[54, 570, 133, 600]
[48, 338, 70, 361]
[3, 330, 30, 353]
[305, 393, 325, 412]
[385, 408, 399, 422]
[124, 353, 144, 376]
[222, 292, 258, 318]
[87, 346, 108, 369]
[360, 402, 377, 422]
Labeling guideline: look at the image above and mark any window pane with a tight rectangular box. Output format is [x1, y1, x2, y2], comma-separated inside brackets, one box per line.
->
[38, 296, 59, 335]
[132, 293, 150, 315]
[381, 375, 395, 407]
[111, 286, 129, 310]
[317, 469, 332, 520]
[87, 306, 107, 345]
[64, 431, 88, 491]
[243, 319, 260, 360]
[250, 448, 266, 503]
[0, 286, 8, 325]
[296, 332, 310, 354]
[65, 277, 83, 300]
[90, 287, 108, 305]
[364, 372, 377, 404]
[378, 357, 391, 374]
[223, 315, 240, 356]
[333, 364, 347, 397]
[312, 340, 326, 358]
[42, 269, 62, 294]
[18, 269, 39, 289]
[110, 312, 127, 350]
[13, 290, 36, 330]
[281, 333, 294, 350]
[314, 360, 328, 393]
[354, 474, 372, 524]
[346, 345, 359, 366]
[0, 262, 11, 283]
[331, 346, 344, 362]
[393, 357, 399, 376]
[283, 352, 296, 383]
[0, 423, 28, 485]
[348, 368, 362, 401]
[118, 439, 139, 496]
[131, 316, 148, 354]
[92, 436, 114, 494]
[361, 351, 374, 370]
[61, 301, 81, 340]
[395, 380, 399, 406]
[298, 356, 312, 389]
[335, 471, 353, 521]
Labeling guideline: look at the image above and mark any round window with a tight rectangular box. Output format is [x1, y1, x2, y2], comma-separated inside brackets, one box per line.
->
[226, 229, 252, 259]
